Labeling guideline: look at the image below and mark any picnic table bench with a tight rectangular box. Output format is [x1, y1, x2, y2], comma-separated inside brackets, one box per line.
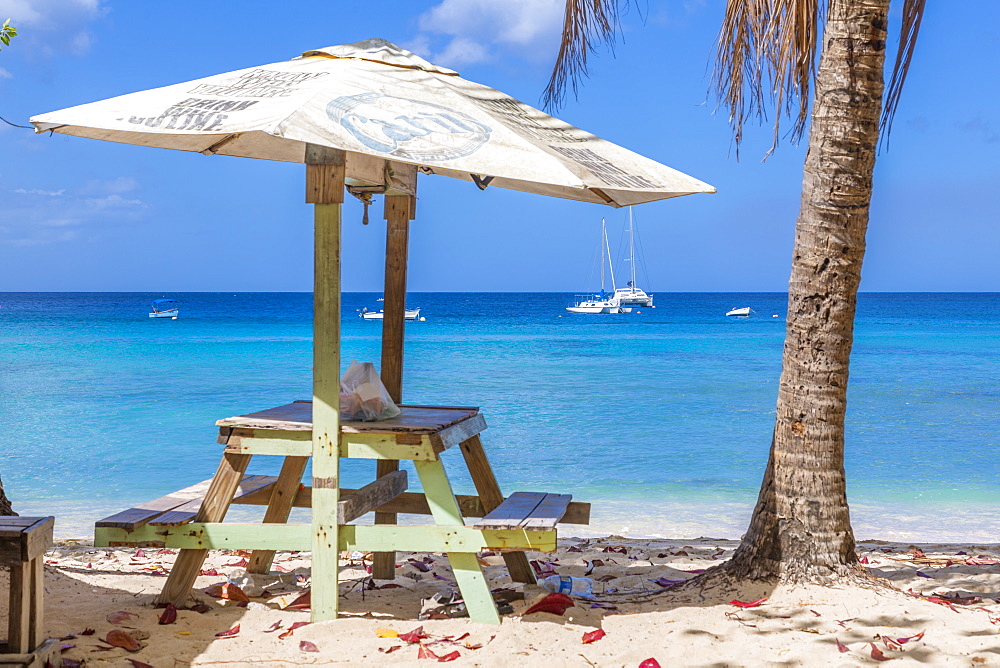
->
[95, 403, 589, 624]
[1, 516, 59, 667]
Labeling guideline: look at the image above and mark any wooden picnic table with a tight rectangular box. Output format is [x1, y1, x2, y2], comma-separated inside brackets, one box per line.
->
[95, 402, 589, 624]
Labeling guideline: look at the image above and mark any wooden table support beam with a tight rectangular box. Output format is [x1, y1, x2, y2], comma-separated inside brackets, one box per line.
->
[307, 144, 345, 622]
[374, 165, 417, 581]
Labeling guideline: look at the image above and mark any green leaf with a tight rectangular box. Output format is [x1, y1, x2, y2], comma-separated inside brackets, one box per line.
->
[1, 35, 9, 46]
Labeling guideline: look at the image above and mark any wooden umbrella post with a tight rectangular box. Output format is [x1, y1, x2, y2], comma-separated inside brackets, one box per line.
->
[306, 144, 345, 622]
[373, 162, 417, 581]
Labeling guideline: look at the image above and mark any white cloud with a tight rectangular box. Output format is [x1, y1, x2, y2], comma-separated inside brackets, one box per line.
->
[2, 177, 146, 246]
[413, 0, 563, 68]
[0, 67, 11, 79]
[0, 0, 104, 56]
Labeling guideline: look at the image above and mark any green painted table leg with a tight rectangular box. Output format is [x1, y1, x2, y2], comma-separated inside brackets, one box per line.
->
[414, 459, 501, 625]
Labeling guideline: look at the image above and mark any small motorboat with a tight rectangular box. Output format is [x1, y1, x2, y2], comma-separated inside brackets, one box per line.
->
[360, 306, 421, 321]
[149, 298, 179, 319]
[726, 307, 751, 317]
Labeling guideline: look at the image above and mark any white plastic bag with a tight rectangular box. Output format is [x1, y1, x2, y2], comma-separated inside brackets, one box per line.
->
[339, 361, 401, 421]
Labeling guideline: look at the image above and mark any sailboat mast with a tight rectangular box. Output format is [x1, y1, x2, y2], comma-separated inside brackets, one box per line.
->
[599, 218, 606, 293]
[628, 207, 637, 292]
[604, 218, 618, 291]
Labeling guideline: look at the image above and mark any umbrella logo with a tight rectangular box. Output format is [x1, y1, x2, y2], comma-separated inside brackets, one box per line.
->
[326, 92, 490, 162]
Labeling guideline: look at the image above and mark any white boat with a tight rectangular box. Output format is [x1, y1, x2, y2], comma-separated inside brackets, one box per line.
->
[360, 306, 421, 321]
[567, 219, 630, 314]
[613, 207, 654, 308]
[566, 294, 632, 314]
[149, 298, 178, 319]
[726, 307, 752, 317]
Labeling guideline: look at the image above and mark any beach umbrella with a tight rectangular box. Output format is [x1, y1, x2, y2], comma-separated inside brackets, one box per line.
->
[31, 38, 713, 207]
[30, 38, 715, 621]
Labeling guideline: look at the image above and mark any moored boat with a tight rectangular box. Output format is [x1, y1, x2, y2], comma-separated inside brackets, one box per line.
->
[726, 307, 752, 317]
[613, 208, 654, 308]
[567, 219, 630, 314]
[149, 299, 179, 319]
[360, 306, 421, 321]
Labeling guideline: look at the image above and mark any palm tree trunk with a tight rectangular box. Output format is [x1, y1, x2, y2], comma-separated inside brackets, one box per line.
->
[724, 0, 889, 582]
[0, 473, 15, 516]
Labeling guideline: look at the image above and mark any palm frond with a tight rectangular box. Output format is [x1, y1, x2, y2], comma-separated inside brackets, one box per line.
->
[879, 0, 926, 148]
[712, 0, 822, 155]
[543, 0, 622, 111]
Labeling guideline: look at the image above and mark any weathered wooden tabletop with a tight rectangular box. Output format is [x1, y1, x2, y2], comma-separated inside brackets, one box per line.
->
[216, 401, 480, 434]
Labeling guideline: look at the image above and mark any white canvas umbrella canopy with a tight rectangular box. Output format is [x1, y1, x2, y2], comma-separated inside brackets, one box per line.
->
[31, 38, 714, 207]
[30, 39, 715, 623]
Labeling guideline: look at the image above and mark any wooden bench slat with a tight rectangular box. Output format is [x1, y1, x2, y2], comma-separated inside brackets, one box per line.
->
[472, 492, 547, 530]
[521, 494, 573, 529]
[338, 470, 408, 525]
[150, 475, 279, 526]
[96, 479, 217, 530]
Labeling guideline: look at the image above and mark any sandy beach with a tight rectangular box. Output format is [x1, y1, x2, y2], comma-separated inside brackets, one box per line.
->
[6, 535, 998, 666]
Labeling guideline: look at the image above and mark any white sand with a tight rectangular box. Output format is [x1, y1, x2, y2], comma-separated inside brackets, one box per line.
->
[17, 536, 1000, 666]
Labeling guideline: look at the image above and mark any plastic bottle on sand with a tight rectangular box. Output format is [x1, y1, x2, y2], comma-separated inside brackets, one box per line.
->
[538, 575, 594, 598]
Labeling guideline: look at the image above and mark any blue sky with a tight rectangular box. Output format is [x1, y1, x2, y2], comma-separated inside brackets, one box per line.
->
[0, 1, 997, 292]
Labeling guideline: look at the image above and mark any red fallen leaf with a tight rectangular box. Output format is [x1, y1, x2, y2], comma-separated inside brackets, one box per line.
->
[199, 568, 220, 576]
[106, 610, 136, 625]
[278, 621, 311, 640]
[729, 598, 767, 608]
[379, 645, 403, 654]
[80, 628, 95, 636]
[524, 592, 575, 616]
[226, 557, 249, 567]
[417, 645, 460, 662]
[908, 548, 926, 558]
[127, 660, 153, 668]
[870, 643, 892, 661]
[104, 629, 141, 652]
[300, 640, 319, 653]
[158, 602, 178, 625]
[274, 564, 292, 572]
[284, 591, 311, 610]
[91, 644, 115, 652]
[398, 625, 431, 643]
[836, 639, 851, 653]
[133, 548, 147, 558]
[810, 610, 821, 617]
[881, 635, 903, 651]
[897, 631, 925, 644]
[582, 629, 606, 644]
[216, 624, 240, 638]
[205, 582, 250, 602]
[263, 621, 283, 633]
[188, 603, 212, 614]
[59, 634, 77, 641]
[639, 660, 662, 668]
[61, 643, 75, 651]
[925, 596, 959, 612]
[859, 556, 870, 564]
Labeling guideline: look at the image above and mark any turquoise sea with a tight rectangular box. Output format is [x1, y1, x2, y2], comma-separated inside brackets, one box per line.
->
[1, 292, 998, 542]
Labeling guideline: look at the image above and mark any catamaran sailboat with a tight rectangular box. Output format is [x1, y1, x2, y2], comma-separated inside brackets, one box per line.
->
[567, 219, 631, 314]
[613, 207, 654, 308]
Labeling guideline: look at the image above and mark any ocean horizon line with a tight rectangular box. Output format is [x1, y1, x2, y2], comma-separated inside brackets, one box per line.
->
[3, 290, 1000, 295]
